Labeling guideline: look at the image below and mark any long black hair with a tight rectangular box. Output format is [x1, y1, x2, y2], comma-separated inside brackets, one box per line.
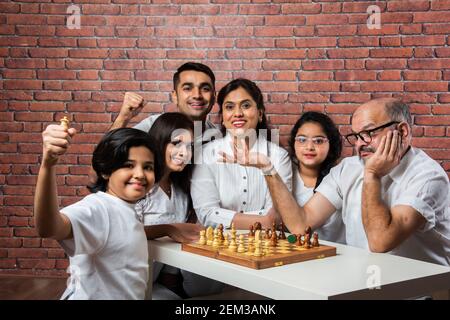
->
[148, 112, 194, 197]
[217, 78, 271, 141]
[88, 128, 162, 193]
[288, 111, 342, 189]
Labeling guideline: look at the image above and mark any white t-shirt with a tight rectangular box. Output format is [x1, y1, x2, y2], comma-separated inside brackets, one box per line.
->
[59, 192, 149, 300]
[316, 147, 450, 266]
[292, 166, 346, 244]
[191, 135, 292, 228]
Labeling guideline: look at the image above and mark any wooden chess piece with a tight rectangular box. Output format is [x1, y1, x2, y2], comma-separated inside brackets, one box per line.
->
[312, 232, 319, 247]
[223, 233, 229, 247]
[253, 221, 262, 231]
[206, 226, 214, 246]
[296, 234, 302, 247]
[237, 234, 246, 253]
[304, 233, 311, 249]
[212, 228, 220, 247]
[198, 230, 206, 245]
[228, 236, 237, 252]
[253, 241, 263, 257]
[270, 229, 278, 247]
[305, 226, 312, 237]
[249, 225, 255, 238]
[279, 223, 286, 240]
[218, 224, 225, 241]
[60, 116, 69, 131]
[265, 228, 271, 240]
[247, 237, 254, 253]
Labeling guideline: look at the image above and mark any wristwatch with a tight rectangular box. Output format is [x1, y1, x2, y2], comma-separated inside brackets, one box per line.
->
[261, 164, 276, 176]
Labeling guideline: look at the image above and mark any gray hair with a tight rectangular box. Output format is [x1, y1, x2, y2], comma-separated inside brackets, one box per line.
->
[385, 100, 412, 126]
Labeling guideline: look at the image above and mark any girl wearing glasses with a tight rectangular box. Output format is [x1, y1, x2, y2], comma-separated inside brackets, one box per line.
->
[289, 112, 346, 244]
[137, 113, 223, 299]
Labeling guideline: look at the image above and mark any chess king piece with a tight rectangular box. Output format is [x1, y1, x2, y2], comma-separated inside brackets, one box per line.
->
[198, 230, 206, 245]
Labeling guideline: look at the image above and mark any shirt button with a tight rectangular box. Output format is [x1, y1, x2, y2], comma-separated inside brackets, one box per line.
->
[215, 211, 219, 215]
[243, 176, 246, 180]
[243, 202, 246, 205]
[239, 210, 243, 213]
[258, 212, 262, 215]
[243, 189, 247, 192]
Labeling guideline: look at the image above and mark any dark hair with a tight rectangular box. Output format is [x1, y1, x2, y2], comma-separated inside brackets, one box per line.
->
[88, 128, 162, 193]
[288, 111, 342, 189]
[385, 99, 412, 126]
[217, 78, 270, 140]
[173, 62, 215, 91]
[148, 113, 194, 197]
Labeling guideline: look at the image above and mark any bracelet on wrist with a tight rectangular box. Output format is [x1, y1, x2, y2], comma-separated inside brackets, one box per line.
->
[261, 164, 276, 176]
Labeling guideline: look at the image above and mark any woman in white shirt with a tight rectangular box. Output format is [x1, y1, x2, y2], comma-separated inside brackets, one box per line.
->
[136, 112, 223, 299]
[191, 78, 292, 230]
[288, 112, 346, 244]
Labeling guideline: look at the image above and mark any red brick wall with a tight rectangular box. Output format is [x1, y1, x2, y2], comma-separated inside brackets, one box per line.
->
[1, 0, 449, 276]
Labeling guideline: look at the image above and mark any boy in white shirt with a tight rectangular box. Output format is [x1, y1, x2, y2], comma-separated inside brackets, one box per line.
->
[34, 123, 162, 299]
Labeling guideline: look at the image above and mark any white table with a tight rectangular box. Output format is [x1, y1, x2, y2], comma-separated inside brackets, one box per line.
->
[148, 237, 450, 300]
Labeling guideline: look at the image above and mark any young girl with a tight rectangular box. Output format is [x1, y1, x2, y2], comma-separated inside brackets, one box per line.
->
[136, 112, 223, 299]
[191, 78, 292, 230]
[288, 112, 345, 244]
[34, 123, 161, 299]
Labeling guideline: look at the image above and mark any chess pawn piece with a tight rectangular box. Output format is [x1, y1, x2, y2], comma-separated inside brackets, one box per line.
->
[223, 233, 230, 247]
[249, 225, 255, 238]
[254, 230, 261, 243]
[253, 221, 262, 231]
[265, 228, 271, 240]
[279, 223, 286, 240]
[247, 237, 254, 253]
[218, 224, 225, 241]
[198, 230, 207, 245]
[212, 228, 220, 247]
[228, 236, 238, 252]
[253, 241, 263, 257]
[206, 226, 214, 246]
[304, 233, 311, 249]
[296, 234, 302, 247]
[237, 234, 246, 253]
[312, 232, 319, 247]
[270, 230, 278, 247]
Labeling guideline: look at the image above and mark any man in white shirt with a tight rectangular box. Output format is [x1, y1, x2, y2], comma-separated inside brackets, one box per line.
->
[110, 62, 220, 144]
[240, 98, 450, 266]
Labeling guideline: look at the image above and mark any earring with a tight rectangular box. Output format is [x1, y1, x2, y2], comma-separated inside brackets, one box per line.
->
[101, 174, 109, 180]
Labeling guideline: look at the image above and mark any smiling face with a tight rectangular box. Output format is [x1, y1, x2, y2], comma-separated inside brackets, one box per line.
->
[172, 70, 215, 122]
[221, 86, 262, 137]
[106, 146, 155, 203]
[295, 122, 330, 170]
[164, 129, 193, 173]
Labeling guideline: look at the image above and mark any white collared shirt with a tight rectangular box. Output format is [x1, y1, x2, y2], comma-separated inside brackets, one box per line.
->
[135, 184, 189, 226]
[316, 147, 450, 266]
[191, 135, 292, 228]
[292, 166, 346, 244]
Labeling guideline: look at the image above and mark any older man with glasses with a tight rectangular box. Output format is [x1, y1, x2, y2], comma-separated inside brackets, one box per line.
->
[231, 98, 450, 266]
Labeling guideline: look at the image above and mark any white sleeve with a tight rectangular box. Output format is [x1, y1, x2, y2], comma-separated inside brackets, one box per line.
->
[315, 164, 343, 211]
[133, 115, 157, 133]
[191, 163, 236, 228]
[59, 197, 109, 257]
[392, 170, 449, 232]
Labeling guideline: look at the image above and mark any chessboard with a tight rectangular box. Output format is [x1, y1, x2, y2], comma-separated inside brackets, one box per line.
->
[181, 224, 336, 270]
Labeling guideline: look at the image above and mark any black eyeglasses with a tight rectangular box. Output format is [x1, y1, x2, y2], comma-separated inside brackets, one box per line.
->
[344, 121, 400, 146]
